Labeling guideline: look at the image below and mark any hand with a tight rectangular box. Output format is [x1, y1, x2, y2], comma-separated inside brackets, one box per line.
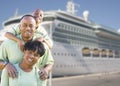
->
[38, 68, 48, 80]
[35, 37, 44, 42]
[5, 63, 18, 78]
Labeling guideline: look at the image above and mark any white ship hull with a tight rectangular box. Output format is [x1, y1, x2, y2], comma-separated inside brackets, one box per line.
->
[52, 42, 120, 76]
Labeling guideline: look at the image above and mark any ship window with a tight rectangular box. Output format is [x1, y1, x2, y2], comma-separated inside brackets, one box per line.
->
[61, 53, 63, 56]
[73, 53, 76, 56]
[68, 53, 70, 56]
[53, 53, 56, 55]
[60, 65, 63, 68]
[57, 53, 60, 55]
[114, 51, 120, 58]
[71, 54, 73, 56]
[64, 53, 67, 56]
[59, 23, 64, 28]
[43, 17, 55, 21]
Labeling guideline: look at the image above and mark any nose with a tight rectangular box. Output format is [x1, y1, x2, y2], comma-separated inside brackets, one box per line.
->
[30, 54, 35, 59]
[26, 26, 31, 30]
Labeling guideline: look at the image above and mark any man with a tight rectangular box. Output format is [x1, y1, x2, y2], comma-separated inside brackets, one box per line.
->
[0, 15, 54, 86]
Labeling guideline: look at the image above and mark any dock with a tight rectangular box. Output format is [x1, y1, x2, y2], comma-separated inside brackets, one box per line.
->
[47, 72, 120, 86]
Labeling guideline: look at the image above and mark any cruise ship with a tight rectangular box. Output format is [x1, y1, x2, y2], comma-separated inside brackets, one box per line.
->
[1, 1, 120, 77]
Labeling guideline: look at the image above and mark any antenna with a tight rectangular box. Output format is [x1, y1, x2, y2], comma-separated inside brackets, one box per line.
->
[14, 8, 18, 16]
[66, 0, 80, 15]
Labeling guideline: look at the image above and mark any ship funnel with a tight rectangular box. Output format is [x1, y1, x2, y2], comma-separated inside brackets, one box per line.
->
[83, 10, 89, 22]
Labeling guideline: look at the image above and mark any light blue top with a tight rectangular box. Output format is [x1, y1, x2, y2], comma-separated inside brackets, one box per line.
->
[9, 64, 38, 86]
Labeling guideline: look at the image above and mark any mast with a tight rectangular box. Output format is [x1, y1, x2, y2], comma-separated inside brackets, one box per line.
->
[14, 8, 18, 17]
[66, 0, 79, 15]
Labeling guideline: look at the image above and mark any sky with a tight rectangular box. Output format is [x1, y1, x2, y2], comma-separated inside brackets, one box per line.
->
[0, 0, 120, 31]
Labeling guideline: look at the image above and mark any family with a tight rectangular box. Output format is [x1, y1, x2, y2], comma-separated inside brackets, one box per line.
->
[0, 9, 54, 86]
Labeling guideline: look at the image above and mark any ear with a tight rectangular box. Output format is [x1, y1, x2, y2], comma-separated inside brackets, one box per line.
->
[23, 47, 25, 52]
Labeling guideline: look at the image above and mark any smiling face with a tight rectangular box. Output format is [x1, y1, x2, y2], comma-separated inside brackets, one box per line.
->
[22, 40, 45, 67]
[21, 40, 45, 68]
[23, 50, 40, 66]
[33, 9, 43, 26]
[20, 15, 36, 42]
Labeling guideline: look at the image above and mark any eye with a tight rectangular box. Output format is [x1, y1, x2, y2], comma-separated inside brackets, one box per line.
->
[34, 54, 40, 57]
[40, 14, 43, 17]
[21, 24, 27, 28]
[27, 51, 33, 54]
[29, 24, 35, 28]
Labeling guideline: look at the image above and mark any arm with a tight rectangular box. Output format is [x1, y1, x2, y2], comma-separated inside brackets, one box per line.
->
[4, 25, 25, 51]
[0, 42, 18, 78]
[35, 37, 53, 49]
[44, 64, 53, 74]
[0, 42, 9, 70]
[5, 32, 21, 42]
[38, 45, 54, 80]
[39, 64, 53, 80]
[5, 32, 24, 51]
[36, 25, 53, 49]
[43, 37, 53, 49]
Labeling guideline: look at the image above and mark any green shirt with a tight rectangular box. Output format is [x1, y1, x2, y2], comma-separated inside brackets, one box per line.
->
[8, 24, 53, 47]
[0, 35, 54, 86]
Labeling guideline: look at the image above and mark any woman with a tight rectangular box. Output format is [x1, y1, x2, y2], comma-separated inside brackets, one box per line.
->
[3, 40, 45, 86]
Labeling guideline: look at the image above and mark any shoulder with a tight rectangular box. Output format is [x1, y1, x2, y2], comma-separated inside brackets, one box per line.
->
[14, 64, 19, 71]
[36, 25, 45, 31]
[9, 24, 19, 30]
[7, 24, 20, 35]
[12, 24, 20, 31]
[1, 38, 17, 47]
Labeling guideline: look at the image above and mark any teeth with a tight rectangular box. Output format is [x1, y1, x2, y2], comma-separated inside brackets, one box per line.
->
[26, 32, 31, 35]
[28, 58, 32, 62]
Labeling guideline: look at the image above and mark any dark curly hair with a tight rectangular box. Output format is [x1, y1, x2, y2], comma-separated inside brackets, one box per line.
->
[24, 40, 45, 57]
